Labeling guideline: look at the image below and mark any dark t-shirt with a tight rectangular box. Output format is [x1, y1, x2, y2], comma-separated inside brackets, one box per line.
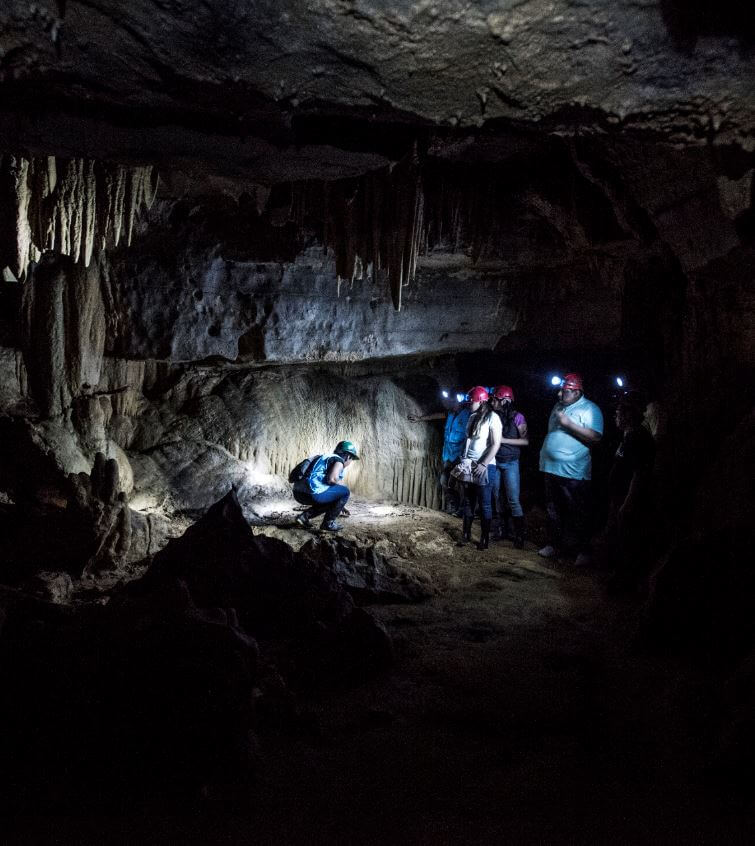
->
[609, 425, 655, 502]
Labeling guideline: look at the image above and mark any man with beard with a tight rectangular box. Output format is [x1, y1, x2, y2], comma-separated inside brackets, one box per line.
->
[539, 373, 603, 566]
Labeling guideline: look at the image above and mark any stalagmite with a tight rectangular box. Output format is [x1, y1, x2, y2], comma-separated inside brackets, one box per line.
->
[0, 153, 158, 279]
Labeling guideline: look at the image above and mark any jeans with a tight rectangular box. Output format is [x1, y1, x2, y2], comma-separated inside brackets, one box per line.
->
[462, 464, 499, 521]
[293, 484, 350, 523]
[492, 459, 523, 518]
[543, 472, 592, 555]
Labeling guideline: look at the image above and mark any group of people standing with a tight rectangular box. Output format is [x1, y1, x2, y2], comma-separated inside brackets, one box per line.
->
[409, 384, 529, 550]
[410, 373, 654, 577]
[290, 371, 654, 585]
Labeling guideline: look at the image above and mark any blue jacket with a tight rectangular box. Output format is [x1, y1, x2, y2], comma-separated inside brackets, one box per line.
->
[443, 408, 471, 463]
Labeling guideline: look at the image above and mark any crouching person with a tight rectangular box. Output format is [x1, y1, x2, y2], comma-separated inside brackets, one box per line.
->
[293, 440, 359, 532]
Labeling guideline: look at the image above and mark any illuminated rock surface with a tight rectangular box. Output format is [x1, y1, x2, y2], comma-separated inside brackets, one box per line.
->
[0, 1, 754, 837]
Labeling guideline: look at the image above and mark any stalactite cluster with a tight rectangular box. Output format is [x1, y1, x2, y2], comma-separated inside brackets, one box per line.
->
[321, 149, 424, 311]
[270, 150, 424, 312]
[0, 154, 158, 280]
[267, 156, 552, 310]
[422, 165, 504, 261]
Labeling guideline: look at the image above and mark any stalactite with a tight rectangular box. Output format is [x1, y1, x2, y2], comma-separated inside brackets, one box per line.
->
[0, 152, 158, 279]
[422, 163, 521, 262]
[284, 152, 516, 311]
[319, 147, 423, 312]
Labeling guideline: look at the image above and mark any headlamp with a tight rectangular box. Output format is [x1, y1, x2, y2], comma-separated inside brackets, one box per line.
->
[550, 375, 563, 387]
[441, 389, 449, 399]
[456, 392, 466, 403]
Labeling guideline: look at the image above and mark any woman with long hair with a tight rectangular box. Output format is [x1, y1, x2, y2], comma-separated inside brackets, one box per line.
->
[458, 386, 502, 550]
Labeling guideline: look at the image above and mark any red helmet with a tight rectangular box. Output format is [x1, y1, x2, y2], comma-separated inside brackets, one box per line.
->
[562, 373, 583, 391]
[467, 386, 490, 403]
[493, 385, 514, 402]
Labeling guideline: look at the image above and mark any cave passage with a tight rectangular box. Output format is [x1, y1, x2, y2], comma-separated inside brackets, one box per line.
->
[1, 2, 755, 841]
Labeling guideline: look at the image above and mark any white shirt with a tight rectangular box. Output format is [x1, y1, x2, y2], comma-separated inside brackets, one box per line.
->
[464, 411, 502, 462]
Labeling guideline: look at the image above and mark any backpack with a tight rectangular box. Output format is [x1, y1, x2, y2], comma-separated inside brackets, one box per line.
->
[288, 455, 319, 484]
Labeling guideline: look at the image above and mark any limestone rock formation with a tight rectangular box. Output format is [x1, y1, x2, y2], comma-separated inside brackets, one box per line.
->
[146, 488, 394, 669]
[2, 1, 754, 170]
[0, 0, 753, 814]
[0, 153, 157, 279]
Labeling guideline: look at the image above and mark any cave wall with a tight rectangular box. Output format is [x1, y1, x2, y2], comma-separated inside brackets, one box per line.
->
[96, 357, 446, 514]
[102, 199, 514, 363]
[0, 131, 752, 568]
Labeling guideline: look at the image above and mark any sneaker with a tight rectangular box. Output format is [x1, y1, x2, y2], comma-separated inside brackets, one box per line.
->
[321, 520, 343, 532]
[295, 512, 311, 527]
[341, 508, 351, 518]
[538, 544, 557, 559]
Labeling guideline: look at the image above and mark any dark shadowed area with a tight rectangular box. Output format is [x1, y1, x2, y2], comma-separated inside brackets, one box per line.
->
[0, 2, 754, 842]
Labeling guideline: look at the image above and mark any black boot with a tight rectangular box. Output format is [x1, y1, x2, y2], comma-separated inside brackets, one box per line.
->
[477, 518, 491, 550]
[498, 511, 512, 541]
[513, 516, 525, 549]
[458, 517, 473, 546]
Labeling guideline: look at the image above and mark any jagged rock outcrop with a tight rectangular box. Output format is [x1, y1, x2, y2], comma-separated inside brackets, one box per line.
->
[142, 488, 394, 680]
[0, 578, 260, 802]
[0, 488, 404, 802]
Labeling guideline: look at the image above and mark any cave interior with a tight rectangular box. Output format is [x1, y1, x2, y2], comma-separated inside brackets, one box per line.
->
[1, 2, 754, 842]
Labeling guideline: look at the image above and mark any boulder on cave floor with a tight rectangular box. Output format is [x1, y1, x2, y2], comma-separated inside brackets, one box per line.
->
[256, 518, 436, 604]
[140, 488, 394, 679]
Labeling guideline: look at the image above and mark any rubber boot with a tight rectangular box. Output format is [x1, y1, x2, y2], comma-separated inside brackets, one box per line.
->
[513, 516, 525, 549]
[458, 517, 473, 546]
[477, 518, 491, 550]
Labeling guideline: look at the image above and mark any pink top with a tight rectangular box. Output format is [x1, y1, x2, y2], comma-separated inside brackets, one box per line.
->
[513, 411, 526, 429]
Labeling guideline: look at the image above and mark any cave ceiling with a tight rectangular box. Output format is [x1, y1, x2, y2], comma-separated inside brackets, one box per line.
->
[1, 1, 754, 186]
[1, 2, 754, 334]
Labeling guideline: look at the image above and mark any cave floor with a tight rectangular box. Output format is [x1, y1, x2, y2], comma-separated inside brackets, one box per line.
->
[7, 501, 754, 844]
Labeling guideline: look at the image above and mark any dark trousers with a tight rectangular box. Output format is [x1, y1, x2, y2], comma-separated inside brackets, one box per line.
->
[462, 464, 499, 521]
[440, 461, 462, 513]
[543, 472, 592, 555]
[293, 484, 350, 523]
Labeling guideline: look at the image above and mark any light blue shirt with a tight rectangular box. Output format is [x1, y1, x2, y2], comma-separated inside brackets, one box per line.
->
[539, 395, 604, 480]
[302, 453, 343, 495]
